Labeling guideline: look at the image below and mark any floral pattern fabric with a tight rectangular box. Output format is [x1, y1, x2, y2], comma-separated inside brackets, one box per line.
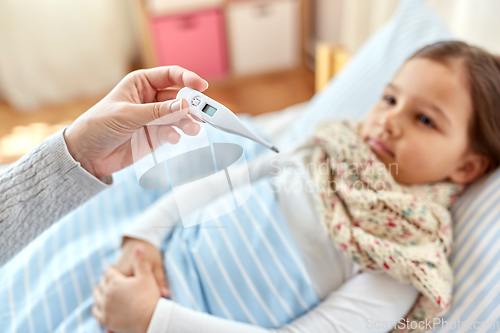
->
[304, 120, 463, 332]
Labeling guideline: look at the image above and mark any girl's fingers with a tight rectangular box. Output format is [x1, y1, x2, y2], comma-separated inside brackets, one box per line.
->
[92, 304, 105, 324]
[115, 258, 133, 277]
[104, 265, 121, 283]
[99, 275, 108, 292]
[154, 266, 170, 298]
[93, 287, 104, 310]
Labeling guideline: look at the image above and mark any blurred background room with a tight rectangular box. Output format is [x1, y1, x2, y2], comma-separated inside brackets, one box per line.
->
[1, 0, 500, 165]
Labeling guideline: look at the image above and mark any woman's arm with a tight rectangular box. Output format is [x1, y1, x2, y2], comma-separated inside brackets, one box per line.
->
[0, 128, 111, 265]
[0, 66, 209, 266]
[146, 270, 419, 333]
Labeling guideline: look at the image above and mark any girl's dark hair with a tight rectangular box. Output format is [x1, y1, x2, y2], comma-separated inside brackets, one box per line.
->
[409, 41, 500, 173]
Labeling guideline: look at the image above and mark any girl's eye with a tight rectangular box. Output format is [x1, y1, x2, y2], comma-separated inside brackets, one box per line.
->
[383, 95, 396, 105]
[418, 114, 435, 128]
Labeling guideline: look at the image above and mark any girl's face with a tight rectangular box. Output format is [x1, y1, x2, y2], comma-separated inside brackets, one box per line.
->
[360, 57, 488, 185]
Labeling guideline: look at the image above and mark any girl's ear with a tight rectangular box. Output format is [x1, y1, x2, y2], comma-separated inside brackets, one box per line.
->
[449, 153, 490, 184]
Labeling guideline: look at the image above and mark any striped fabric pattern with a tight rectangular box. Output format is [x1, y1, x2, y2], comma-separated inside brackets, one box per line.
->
[0, 165, 165, 333]
[0, 123, 275, 332]
[433, 169, 500, 333]
[162, 177, 318, 328]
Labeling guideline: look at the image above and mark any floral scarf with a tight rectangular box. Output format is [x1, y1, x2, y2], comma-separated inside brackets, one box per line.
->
[304, 120, 463, 332]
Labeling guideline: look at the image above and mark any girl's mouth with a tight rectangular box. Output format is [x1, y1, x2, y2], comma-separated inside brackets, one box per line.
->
[367, 137, 395, 157]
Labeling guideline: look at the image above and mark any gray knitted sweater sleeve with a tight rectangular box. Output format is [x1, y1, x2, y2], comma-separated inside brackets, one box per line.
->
[0, 128, 112, 265]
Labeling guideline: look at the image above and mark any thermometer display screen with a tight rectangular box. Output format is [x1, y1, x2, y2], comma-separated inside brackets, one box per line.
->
[202, 104, 217, 117]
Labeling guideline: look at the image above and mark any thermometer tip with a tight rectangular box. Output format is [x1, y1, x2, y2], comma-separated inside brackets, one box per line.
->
[271, 146, 279, 153]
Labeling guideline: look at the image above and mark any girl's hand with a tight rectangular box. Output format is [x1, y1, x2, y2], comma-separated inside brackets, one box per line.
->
[93, 247, 161, 333]
[117, 237, 170, 297]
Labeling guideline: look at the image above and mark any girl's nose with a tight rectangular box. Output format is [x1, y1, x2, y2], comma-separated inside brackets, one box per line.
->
[380, 109, 403, 138]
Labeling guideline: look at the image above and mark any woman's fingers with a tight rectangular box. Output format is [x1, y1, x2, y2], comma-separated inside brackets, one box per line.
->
[151, 117, 200, 145]
[143, 112, 202, 147]
[155, 89, 205, 125]
[174, 117, 201, 136]
[155, 88, 181, 102]
[141, 66, 208, 92]
[154, 266, 170, 298]
[189, 114, 205, 123]
[157, 125, 181, 145]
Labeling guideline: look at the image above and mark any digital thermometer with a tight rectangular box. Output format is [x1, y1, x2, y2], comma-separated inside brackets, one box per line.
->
[177, 87, 279, 153]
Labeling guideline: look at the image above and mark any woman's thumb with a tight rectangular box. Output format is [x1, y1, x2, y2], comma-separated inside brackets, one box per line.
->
[133, 98, 189, 127]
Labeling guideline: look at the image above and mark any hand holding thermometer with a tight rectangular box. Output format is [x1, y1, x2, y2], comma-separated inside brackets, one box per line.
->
[177, 87, 279, 153]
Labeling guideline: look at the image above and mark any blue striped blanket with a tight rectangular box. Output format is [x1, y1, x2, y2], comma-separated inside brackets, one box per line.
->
[163, 177, 318, 328]
[0, 124, 317, 332]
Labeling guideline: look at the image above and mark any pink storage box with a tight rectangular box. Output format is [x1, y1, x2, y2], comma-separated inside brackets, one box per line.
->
[151, 9, 228, 79]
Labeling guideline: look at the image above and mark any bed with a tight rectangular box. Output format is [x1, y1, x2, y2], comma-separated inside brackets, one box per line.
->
[2, 0, 500, 332]
[0, 103, 307, 332]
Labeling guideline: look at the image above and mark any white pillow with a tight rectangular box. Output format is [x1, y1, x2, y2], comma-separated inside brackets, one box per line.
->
[276, 0, 500, 330]
[277, 0, 454, 148]
[439, 169, 500, 331]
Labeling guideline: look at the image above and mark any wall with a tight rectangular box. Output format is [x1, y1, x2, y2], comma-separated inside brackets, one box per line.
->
[314, 0, 500, 56]
[0, 0, 136, 110]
